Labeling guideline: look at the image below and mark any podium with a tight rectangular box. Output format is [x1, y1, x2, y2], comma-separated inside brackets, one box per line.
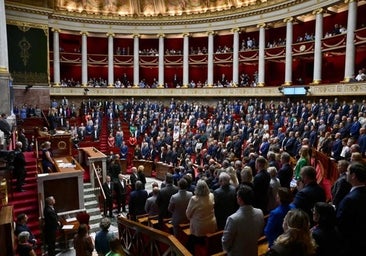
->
[155, 162, 174, 181]
[0, 205, 14, 256]
[78, 147, 107, 188]
[132, 160, 153, 177]
[37, 156, 84, 216]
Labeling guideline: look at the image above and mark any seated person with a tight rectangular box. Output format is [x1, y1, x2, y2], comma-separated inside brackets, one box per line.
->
[15, 214, 37, 247]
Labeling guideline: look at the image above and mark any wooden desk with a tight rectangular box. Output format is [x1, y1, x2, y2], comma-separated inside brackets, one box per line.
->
[60, 216, 80, 249]
[37, 157, 84, 217]
[78, 147, 107, 188]
[132, 160, 153, 177]
[155, 162, 174, 181]
[0, 205, 14, 256]
[54, 156, 84, 173]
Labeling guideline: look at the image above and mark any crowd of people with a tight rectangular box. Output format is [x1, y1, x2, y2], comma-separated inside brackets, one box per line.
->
[73, 96, 365, 255]
[11, 94, 366, 255]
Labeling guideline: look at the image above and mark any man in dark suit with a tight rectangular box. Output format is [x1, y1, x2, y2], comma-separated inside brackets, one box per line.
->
[13, 141, 26, 192]
[156, 173, 178, 228]
[291, 166, 325, 225]
[43, 196, 60, 256]
[336, 162, 366, 255]
[277, 152, 293, 189]
[331, 160, 351, 209]
[214, 172, 238, 230]
[102, 175, 114, 218]
[115, 174, 127, 213]
[253, 156, 271, 214]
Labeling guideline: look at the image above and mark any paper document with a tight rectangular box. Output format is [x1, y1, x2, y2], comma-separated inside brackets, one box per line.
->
[62, 225, 74, 230]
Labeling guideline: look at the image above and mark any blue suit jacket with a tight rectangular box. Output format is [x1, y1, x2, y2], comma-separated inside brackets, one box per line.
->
[264, 204, 294, 247]
[291, 181, 326, 223]
[336, 186, 366, 255]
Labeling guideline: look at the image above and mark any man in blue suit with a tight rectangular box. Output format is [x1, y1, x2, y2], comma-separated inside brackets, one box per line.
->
[336, 162, 366, 255]
[291, 166, 325, 225]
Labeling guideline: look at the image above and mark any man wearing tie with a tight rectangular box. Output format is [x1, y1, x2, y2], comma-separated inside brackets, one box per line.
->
[102, 175, 114, 218]
[115, 174, 127, 213]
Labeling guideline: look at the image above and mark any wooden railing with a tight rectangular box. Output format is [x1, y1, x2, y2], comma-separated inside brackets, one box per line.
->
[91, 163, 105, 212]
[117, 216, 192, 256]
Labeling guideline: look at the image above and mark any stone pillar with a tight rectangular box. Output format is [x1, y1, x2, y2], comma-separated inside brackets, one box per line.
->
[0, 0, 12, 115]
[284, 17, 293, 86]
[257, 24, 266, 86]
[81, 31, 88, 87]
[158, 33, 165, 88]
[232, 28, 240, 87]
[52, 28, 61, 87]
[182, 33, 189, 88]
[207, 31, 215, 87]
[133, 34, 140, 87]
[312, 9, 323, 84]
[343, 0, 357, 82]
[107, 32, 114, 87]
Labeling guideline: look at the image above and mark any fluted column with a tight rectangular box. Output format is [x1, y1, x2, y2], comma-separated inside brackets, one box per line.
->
[207, 31, 215, 87]
[0, 0, 9, 74]
[81, 31, 88, 87]
[257, 24, 266, 86]
[158, 33, 165, 88]
[232, 28, 240, 87]
[284, 17, 293, 86]
[133, 34, 140, 87]
[52, 28, 61, 87]
[182, 33, 189, 88]
[312, 9, 323, 84]
[0, 0, 11, 115]
[107, 32, 114, 87]
[343, 0, 357, 82]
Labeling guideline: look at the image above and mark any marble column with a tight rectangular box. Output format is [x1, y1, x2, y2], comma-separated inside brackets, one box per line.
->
[284, 17, 293, 86]
[207, 31, 215, 87]
[133, 34, 140, 87]
[52, 29, 61, 87]
[0, 0, 11, 115]
[232, 28, 240, 87]
[344, 0, 357, 82]
[81, 31, 88, 87]
[312, 8, 323, 84]
[257, 24, 266, 86]
[158, 33, 165, 88]
[182, 33, 189, 88]
[107, 32, 114, 87]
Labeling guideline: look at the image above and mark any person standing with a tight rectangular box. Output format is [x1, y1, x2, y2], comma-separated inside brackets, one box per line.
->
[13, 141, 26, 191]
[331, 160, 351, 209]
[73, 224, 94, 256]
[186, 180, 217, 253]
[102, 175, 114, 218]
[222, 185, 264, 256]
[291, 166, 326, 226]
[336, 162, 366, 255]
[168, 178, 193, 236]
[43, 196, 60, 256]
[156, 173, 178, 228]
[213, 172, 238, 230]
[41, 141, 56, 173]
[114, 174, 127, 213]
[253, 156, 271, 214]
[95, 218, 115, 256]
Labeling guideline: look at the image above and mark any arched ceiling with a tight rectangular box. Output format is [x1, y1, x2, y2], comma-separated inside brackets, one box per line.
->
[56, 0, 274, 17]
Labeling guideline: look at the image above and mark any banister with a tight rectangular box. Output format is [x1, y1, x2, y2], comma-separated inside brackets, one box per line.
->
[117, 216, 192, 256]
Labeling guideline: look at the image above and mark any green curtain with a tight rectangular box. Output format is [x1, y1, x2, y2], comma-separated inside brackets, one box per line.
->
[7, 24, 48, 84]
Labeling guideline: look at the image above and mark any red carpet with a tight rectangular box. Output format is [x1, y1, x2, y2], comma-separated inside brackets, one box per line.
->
[9, 151, 42, 255]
